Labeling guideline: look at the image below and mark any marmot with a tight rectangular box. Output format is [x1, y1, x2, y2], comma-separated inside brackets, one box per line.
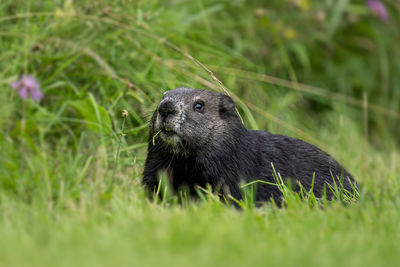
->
[142, 87, 357, 204]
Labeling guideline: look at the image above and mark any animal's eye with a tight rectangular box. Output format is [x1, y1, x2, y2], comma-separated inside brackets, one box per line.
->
[194, 101, 204, 112]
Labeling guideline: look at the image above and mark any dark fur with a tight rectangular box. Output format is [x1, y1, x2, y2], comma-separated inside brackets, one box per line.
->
[143, 87, 356, 204]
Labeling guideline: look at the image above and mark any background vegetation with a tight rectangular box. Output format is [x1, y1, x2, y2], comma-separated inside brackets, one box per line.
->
[1, 0, 399, 266]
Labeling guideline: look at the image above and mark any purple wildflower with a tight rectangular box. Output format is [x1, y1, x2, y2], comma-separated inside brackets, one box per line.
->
[367, 0, 388, 21]
[11, 75, 43, 101]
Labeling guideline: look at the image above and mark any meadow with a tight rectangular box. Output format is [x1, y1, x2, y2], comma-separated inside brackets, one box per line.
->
[1, 0, 400, 266]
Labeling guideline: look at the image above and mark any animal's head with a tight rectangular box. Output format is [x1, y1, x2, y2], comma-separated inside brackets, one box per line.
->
[150, 87, 244, 155]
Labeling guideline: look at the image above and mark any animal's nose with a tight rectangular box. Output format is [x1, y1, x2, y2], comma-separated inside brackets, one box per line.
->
[158, 100, 176, 118]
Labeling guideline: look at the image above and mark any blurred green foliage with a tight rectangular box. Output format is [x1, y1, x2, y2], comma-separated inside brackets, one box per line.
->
[1, 1, 400, 266]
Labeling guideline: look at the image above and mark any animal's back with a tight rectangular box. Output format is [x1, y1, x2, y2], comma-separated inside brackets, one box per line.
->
[249, 130, 355, 200]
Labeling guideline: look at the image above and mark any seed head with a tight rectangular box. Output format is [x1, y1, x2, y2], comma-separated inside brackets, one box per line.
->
[121, 110, 129, 118]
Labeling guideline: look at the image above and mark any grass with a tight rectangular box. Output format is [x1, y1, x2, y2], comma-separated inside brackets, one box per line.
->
[1, 0, 400, 266]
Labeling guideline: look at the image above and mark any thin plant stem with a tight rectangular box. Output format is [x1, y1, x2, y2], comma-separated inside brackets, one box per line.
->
[110, 113, 127, 190]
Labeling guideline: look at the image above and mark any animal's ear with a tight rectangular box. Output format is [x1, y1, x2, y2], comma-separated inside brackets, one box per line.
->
[218, 94, 237, 118]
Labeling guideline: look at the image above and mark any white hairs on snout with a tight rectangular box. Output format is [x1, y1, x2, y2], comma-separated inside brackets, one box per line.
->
[177, 102, 186, 124]
[154, 98, 185, 140]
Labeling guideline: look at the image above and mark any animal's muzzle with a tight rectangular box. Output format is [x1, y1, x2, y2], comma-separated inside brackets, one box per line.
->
[158, 99, 176, 120]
